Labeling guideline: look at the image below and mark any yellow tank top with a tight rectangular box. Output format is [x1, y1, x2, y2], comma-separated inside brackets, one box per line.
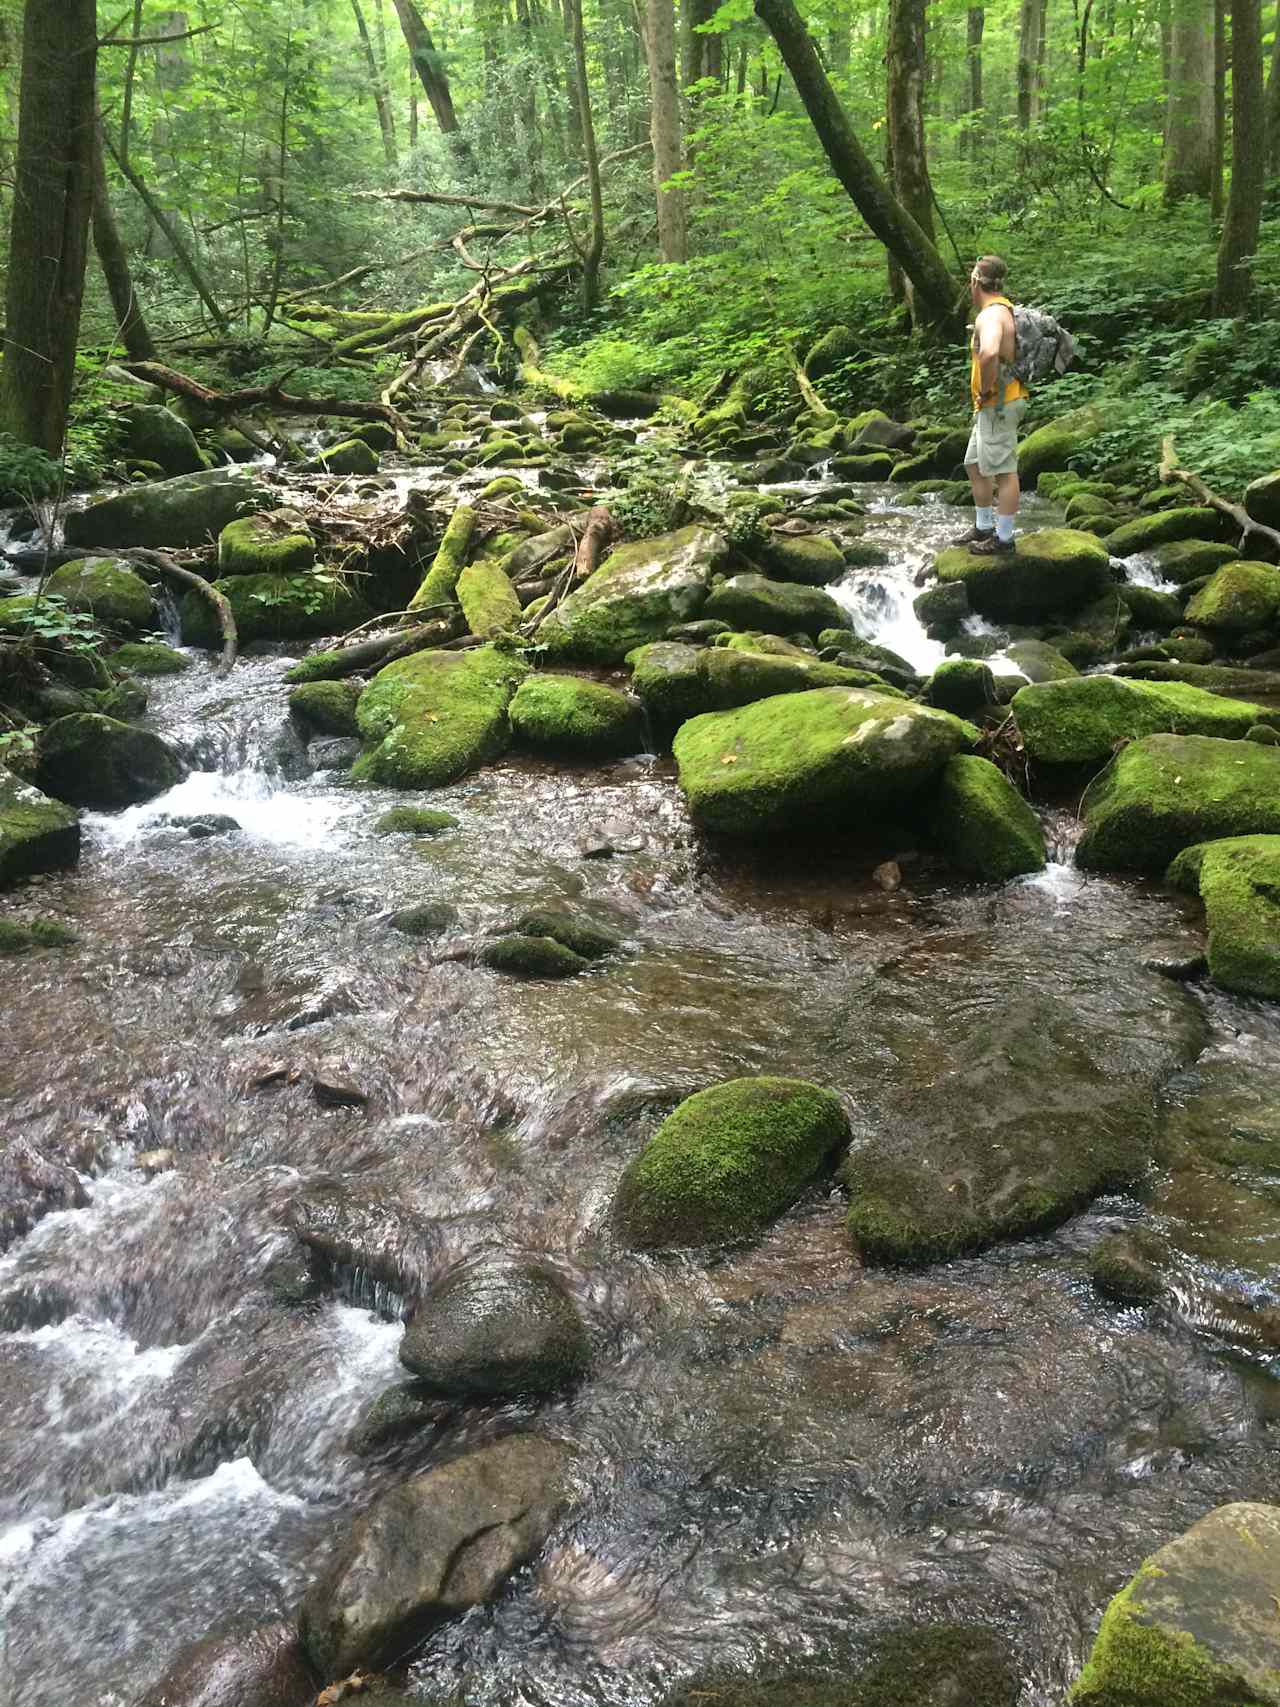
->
[971, 296, 1029, 409]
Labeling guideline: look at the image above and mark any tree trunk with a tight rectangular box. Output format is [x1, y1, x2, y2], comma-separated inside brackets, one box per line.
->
[966, 7, 984, 150]
[1036, 0, 1050, 115]
[754, 0, 961, 332]
[92, 119, 156, 362]
[1266, 0, 1280, 172]
[1164, 0, 1216, 199]
[120, 0, 144, 166]
[352, 0, 400, 167]
[1214, 0, 1265, 312]
[0, 0, 97, 454]
[887, 0, 935, 242]
[1213, 0, 1227, 216]
[567, 0, 605, 304]
[102, 128, 229, 331]
[1017, 0, 1040, 126]
[644, 0, 686, 260]
[391, 0, 475, 170]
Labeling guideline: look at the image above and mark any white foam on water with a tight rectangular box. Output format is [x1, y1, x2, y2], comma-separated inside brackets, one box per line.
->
[830, 573, 945, 674]
[1020, 860, 1087, 907]
[1121, 552, 1172, 591]
[85, 769, 367, 850]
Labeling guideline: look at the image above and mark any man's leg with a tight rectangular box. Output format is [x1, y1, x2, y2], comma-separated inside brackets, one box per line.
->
[994, 469, 1020, 543]
[966, 461, 996, 536]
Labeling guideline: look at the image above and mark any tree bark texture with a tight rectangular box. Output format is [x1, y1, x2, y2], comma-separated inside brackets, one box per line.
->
[1017, 0, 1040, 126]
[1266, 0, 1280, 172]
[1213, 0, 1227, 216]
[645, 0, 687, 260]
[1, 0, 98, 454]
[754, 0, 961, 332]
[1164, 0, 1216, 200]
[966, 7, 984, 146]
[1214, 0, 1265, 312]
[391, 0, 476, 169]
[91, 119, 156, 362]
[567, 0, 606, 304]
[352, 0, 400, 167]
[887, 0, 935, 242]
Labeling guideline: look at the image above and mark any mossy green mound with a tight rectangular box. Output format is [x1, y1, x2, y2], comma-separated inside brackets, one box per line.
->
[477, 934, 589, 977]
[64, 469, 273, 550]
[1012, 675, 1277, 768]
[217, 512, 316, 576]
[511, 907, 621, 960]
[1115, 659, 1280, 697]
[1119, 583, 1183, 630]
[289, 679, 361, 736]
[509, 674, 645, 757]
[374, 807, 459, 835]
[613, 1076, 849, 1249]
[929, 754, 1046, 879]
[1167, 835, 1280, 1000]
[390, 900, 460, 936]
[536, 526, 729, 663]
[0, 772, 80, 886]
[631, 642, 900, 735]
[353, 643, 527, 788]
[35, 714, 181, 809]
[457, 559, 522, 638]
[303, 437, 379, 476]
[180, 573, 370, 646]
[1005, 639, 1079, 682]
[46, 558, 154, 630]
[1070, 1503, 1280, 1705]
[1017, 406, 1104, 484]
[1184, 560, 1280, 634]
[122, 403, 207, 475]
[1078, 734, 1280, 873]
[110, 641, 190, 676]
[673, 687, 975, 837]
[1105, 506, 1222, 558]
[746, 530, 847, 586]
[1153, 539, 1240, 584]
[934, 529, 1110, 621]
[408, 503, 476, 613]
[704, 573, 842, 637]
[923, 658, 996, 716]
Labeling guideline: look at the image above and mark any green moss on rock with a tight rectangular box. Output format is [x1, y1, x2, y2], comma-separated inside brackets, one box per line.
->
[1017, 406, 1104, 484]
[1105, 507, 1222, 558]
[536, 526, 729, 663]
[46, 558, 153, 628]
[1005, 639, 1079, 682]
[1013, 675, 1277, 768]
[390, 900, 460, 935]
[303, 437, 379, 476]
[374, 807, 459, 835]
[35, 714, 181, 809]
[509, 674, 645, 757]
[1167, 835, 1280, 999]
[511, 907, 621, 960]
[477, 934, 589, 977]
[746, 530, 847, 586]
[289, 679, 361, 735]
[456, 559, 523, 638]
[122, 403, 207, 475]
[64, 469, 274, 551]
[353, 643, 527, 788]
[1087, 1227, 1168, 1304]
[1153, 539, 1240, 584]
[923, 658, 997, 716]
[109, 640, 190, 676]
[934, 529, 1111, 621]
[217, 512, 316, 576]
[180, 573, 370, 647]
[0, 772, 80, 886]
[929, 754, 1046, 879]
[408, 504, 477, 613]
[613, 1076, 850, 1249]
[704, 573, 842, 637]
[1184, 561, 1280, 634]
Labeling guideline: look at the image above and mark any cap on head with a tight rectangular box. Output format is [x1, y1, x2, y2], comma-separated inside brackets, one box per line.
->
[972, 255, 1008, 293]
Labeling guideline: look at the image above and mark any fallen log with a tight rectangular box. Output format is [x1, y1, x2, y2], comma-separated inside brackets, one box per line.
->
[573, 505, 616, 580]
[1159, 435, 1280, 557]
[122, 362, 413, 439]
[121, 548, 238, 673]
[286, 618, 460, 681]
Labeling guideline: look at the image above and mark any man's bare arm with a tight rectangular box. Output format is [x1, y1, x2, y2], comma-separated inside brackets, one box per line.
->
[975, 308, 1004, 405]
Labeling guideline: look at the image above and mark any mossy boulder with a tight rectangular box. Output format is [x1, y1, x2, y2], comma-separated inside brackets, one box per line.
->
[1087, 1227, 1168, 1304]
[303, 437, 379, 477]
[35, 714, 181, 809]
[64, 468, 274, 550]
[1244, 471, 1280, 531]
[913, 579, 970, 638]
[1012, 675, 1278, 768]
[673, 687, 975, 837]
[1104, 506, 1222, 558]
[746, 530, 847, 586]
[375, 807, 458, 835]
[830, 451, 895, 480]
[46, 558, 154, 629]
[353, 643, 528, 788]
[109, 640, 190, 676]
[1017, 406, 1103, 484]
[477, 934, 588, 977]
[217, 511, 316, 576]
[509, 907, 621, 960]
[1070, 1503, 1280, 1705]
[928, 754, 1046, 879]
[536, 525, 729, 663]
[0, 772, 80, 885]
[122, 403, 207, 476]
[180, 573, 370, 646]
[409, 503, 476, 614]
[456, 559, 523, 638]
[1167, 835, 1280, 1000]
[509, 674, 645, 757]
[1118, 582, 1183, 630]
[390, 900, 460, 936]
[1153, 538, 1240, 584]
[923, 658, 997, 716]
[289, 679, 361, 736]
[704, 573, 842, 638]
[613, 1077, 850, 1249]
[1005, 638, 1079, 682]
[933, 529, 1111, 621]
[1078, 734, 1280, 873]
[1184, 560, 1280, 635]
[399, 1262, 590, 1398]
[630, 642, 899, 735]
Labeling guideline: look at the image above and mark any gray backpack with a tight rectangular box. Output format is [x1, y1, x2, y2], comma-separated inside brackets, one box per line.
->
[1008, 305, 1077, 387]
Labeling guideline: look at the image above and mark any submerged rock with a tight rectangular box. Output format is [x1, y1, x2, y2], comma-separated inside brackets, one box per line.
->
[398, 1262, 590, 1398]
[1087, 1227, 1168, 1304]
[36, 714, 182, 809]
[613, 1076, 850, 1249]
[509, 674, 646, 757]
[928, 754, 1046, 880]
[46, 557, 154, 628]
[64, 468, 273, 551]
[536, 525, 729, 663]
[1167, 835, 1280, 999]
[0, 771, 80, 885]
[297, 1434, 578, 1678]
[1012, 675, 1279, 768]
[353, 643, 528, 789]
[1070, 1503, 1280, 1705]
[477, 934, 588, 977]
[348, 1382, 451, 1456]
[135, 1620, 316, 1707]
[375, 807, 459, 835]
[933, 529, 1111, 621]
[509, 906, 621, 960]
[0, 1138, 90, 1253]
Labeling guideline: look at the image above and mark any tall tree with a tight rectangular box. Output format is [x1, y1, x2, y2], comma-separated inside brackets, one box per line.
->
[886, 0, 935, 243]
[1214, 0, 1265, 312]
[352, 0, 400, 167]
[754, 0, 961, 331]
[1265, 0, 1280, 171]
[966, 7, 985, 151]
[1017, 0, 1041, 126]
[1164, 0, 1216, 199]
[644, 0, 687, 261]
[91, 118, 156, 362]
[1, 0, 97, 454]
[566, 0, 605, 304]
[391, 0, 475, 169]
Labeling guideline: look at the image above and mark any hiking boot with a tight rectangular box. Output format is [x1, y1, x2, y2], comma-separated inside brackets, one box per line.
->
[969, 532, 1016, 556]
[950, 524, 994, 548]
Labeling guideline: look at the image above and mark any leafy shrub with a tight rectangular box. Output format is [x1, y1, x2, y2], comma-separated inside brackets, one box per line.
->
[0, 435, 62, 506]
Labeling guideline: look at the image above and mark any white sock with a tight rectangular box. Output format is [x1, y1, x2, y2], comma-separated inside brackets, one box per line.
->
[996, 512, 1016, 543]
[975, 505, 995, 533]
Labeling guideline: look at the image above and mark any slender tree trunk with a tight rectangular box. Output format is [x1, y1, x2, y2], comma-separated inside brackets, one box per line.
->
[1214, 0, 1265, 312]
[103, 129, 229, 332]
[966, 8, 984, 152]
[120, 0, 145, 166]
[1, 0, 97, 454]
[645, 0, 687, 260]
[92, 119, 156, 362]
[1164, 0, 1216, 199]
[566, 0, 605, 305]
[1017, 0, 1040, 126]
[736, 40, 749, 94]
[1265, 0, 1280, 172]
[352, 0, 400, 166]
[391, 0, 475, 169]
[1036, 0, 1050, 115]
[887, 0, 935, 321]
[1213, 0, 1227, 216]
[409, 64, 420, 146]
[754, 0, 962, 332]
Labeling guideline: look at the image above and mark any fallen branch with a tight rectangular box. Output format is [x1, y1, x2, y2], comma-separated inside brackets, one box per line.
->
[1159, 435, 1280, 556]
[291, 618, 459, 679]
[353, 189, 543, 216]
[122, 361, 412, 438]
[123, 548, 238, 673]
[573, 505, 616, 580]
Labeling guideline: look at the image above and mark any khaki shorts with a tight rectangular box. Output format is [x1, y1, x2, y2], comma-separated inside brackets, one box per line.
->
[965, 398, 1028, 477]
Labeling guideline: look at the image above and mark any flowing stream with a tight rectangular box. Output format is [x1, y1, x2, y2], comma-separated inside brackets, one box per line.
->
[4, 481, 1280, 1706]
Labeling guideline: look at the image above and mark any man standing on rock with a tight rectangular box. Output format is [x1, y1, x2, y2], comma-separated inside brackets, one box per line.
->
[955, 255, 1028, 557]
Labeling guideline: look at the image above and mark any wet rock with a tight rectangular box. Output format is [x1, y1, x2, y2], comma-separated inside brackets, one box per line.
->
[1070, 1503, 1280, 1705]
[746, 530, 847, 586]
[36, 714, 182, 809]
[631, 642, 896, 735]
[1078, 734, 1280, 873]
[158, 812, 241, 837]
[288, 679, 361, 736]
[64, 468, 274, 551]
[575, 823, 643, 858]
[1012, 675, 1277, 769]
[297, 1434, 579, 1678]
[1141, 937, 1208, 980]
[912, 578, 970, 639]
[0, 1138, 91, 1253]
[374, 807, 459, 835]
[536, 525, 730, 663]
[261, 1246, 323, 1307]
[46, 557, 154, 628]
[217, 510, 315, 576]
[509, 674, 646, 758]
[0, 915, 78, 954]
[1167, 835, 1280, 999]
[933, 529, 1111, 622]
[923, 658, 997, 716]
[510, 907, 621, 960]
[135, 1147, 176, 1175]
[398, 1261, 590, 1397]
[928, 754, 1046, 881]
[110, 639, 191, 676]
[1152, 538, 1240, 583]
[308, 736, 362, 771]
[1184, 560, 1280, 636]
[353, 643, 528, 789]
[1118, 582, 1183, 631]
[704, 572, 841, 638]
[180, 572, 371, 647]
[672, 687, 976, 838]
[348, 1381, 452, 1456]
[312, 1061, 371, 1108]
[135, 1619, 317, 1707]
[873, 859, 901, 892]
[1105, 505, 1223, 558]
[1004, 638, 1078, 682]
[123, 402, 208, 477]
[477, 934, 589, 978]
[303, 437, 380, 476]
[0, 1277, 76, 1332]
[0, 771, 80, 886]
[613, 1076, 850, 1250]
[1087, 1227, 1168, 1304]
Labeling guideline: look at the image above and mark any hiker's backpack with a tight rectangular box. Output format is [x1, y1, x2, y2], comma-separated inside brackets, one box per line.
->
[1008, 305, 1077, 387]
